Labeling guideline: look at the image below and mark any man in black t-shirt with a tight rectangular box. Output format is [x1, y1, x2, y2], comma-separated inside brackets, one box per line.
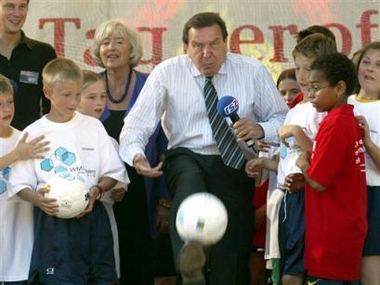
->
[0, 0, 56, 130]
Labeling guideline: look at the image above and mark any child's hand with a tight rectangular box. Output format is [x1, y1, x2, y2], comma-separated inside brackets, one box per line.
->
[245, 158, 265, 178]
[278, 125, 300, 147]
[77, 186, 99, 217]
[36, 187, 59, 215]
[356, 115, 370, 143]
[77, 186, 100, 216]
[284, 173, 305, 193]
[111, 188, 125, 202]
[256, 141, 271, 152]
[15, 132, 50, 160]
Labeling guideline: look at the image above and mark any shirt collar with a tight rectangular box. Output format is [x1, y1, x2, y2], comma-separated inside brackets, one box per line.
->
[187, 52, 229, 79]
[18, 30, 36, 49]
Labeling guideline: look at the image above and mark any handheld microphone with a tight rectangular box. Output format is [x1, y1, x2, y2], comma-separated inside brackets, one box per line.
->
[216, 95, 255, 148]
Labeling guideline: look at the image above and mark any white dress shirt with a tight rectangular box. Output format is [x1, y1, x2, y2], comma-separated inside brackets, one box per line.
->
[119, 52, 288, 166]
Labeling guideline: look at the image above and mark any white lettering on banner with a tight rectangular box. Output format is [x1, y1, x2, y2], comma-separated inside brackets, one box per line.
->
[24, 0, 379, 79]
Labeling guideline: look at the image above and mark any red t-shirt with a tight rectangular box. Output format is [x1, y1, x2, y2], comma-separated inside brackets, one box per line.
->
[305, 105, 367, 280]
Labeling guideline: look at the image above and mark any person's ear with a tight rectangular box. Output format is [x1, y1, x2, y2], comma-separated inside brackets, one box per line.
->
[336, 80, 346, 97]
[43, 87, 52, 100]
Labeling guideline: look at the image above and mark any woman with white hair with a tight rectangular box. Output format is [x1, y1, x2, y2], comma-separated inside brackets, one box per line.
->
[92, 19, 176, 285]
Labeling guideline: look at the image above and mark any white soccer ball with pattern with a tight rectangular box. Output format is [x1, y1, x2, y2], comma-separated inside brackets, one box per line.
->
[176, 192, 228, 245]
[45, 173, 90, 219]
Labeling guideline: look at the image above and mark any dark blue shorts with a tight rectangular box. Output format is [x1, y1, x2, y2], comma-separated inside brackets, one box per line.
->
[307, 276, 359, 284]
[29, 200, 116, 285]
[363, 186, 380, 255]
[279, 190, 305, 275]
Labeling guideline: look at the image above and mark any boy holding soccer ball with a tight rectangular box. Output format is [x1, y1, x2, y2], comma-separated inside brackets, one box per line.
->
[9, 58, 128, 285]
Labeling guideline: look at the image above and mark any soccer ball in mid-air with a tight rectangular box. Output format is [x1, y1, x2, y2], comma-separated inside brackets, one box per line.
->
[176, 192, 228, 246]
[45, 173, 90, 219]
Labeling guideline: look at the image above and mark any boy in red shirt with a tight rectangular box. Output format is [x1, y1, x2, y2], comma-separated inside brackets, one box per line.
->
[286, 52, 367, 284]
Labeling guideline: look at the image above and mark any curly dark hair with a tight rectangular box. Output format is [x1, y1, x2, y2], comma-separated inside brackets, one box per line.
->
[310, 52, 357, 96]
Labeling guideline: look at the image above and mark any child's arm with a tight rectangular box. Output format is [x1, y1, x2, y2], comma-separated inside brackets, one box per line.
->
[110, 187, 126, 202]
[295, 152, 325, 192]
[84, 176, 118, 214]
[245, 157, 278, 178]
[17, 187, 59, 215]
[278, 125, 313, 152]
[0, 133, 50, 169]
[357, 115, 380, 171]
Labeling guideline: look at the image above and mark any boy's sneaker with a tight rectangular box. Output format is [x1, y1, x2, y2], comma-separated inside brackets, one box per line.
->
[178, 240, 206, 285]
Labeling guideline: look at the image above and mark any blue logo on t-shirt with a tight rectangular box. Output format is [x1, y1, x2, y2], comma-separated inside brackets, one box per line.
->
[0, 166, 10, 194]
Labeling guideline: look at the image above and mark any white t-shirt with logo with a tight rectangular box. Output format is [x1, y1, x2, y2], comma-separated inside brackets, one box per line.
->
[0, 127, 34, 282]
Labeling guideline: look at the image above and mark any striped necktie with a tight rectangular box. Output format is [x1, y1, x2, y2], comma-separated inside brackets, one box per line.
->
[204, 77, 246, 169]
